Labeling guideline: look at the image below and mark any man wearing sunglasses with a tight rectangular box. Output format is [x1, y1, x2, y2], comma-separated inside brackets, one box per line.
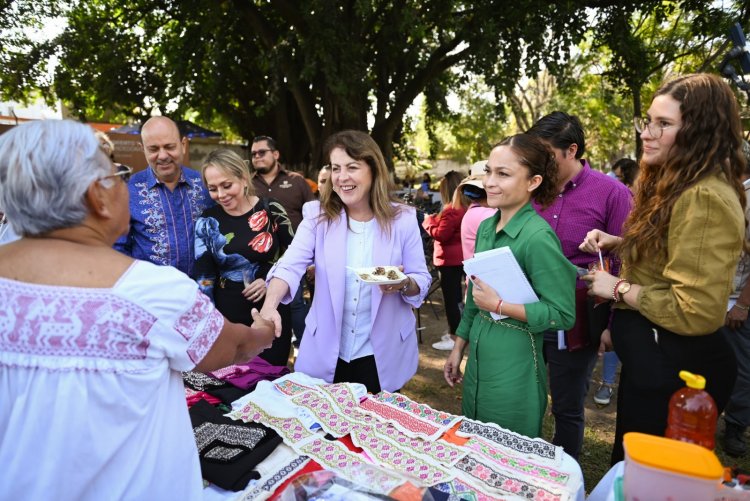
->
[250, 136, 314, 348]
[250, 136, 314, 230]
[114, 116, 214, 276]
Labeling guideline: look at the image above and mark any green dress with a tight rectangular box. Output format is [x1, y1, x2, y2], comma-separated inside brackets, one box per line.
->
[457, 202, 576, 438]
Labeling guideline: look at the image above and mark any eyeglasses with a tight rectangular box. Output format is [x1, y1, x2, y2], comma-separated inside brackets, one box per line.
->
[99, 164, 133, 185]
[633, 117, 679, 139]
[251, 149, 272, 158]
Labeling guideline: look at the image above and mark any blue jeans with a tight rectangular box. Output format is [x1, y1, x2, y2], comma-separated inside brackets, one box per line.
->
[602, 351, 620, 385]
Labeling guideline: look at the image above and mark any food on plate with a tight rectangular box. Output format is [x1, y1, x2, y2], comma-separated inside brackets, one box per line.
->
[373, 266, 386, 275]
[387, 270, 399, 280]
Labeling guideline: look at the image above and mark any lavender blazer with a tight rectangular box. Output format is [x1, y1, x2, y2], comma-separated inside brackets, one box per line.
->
[268, 201, 431, 391]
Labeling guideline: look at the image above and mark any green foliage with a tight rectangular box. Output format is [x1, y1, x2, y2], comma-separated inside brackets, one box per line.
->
[0, 0, 638, 169]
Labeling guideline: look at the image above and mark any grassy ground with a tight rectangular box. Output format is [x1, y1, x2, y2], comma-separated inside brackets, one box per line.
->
[400, 297, 750, 493]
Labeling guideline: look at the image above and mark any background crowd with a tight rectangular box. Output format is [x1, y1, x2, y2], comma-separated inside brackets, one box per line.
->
[1, 72, 748, 498]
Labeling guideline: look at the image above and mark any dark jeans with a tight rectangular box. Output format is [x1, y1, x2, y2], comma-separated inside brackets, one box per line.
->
[610, 309, 737, 464]
[214, 281, 293, 367]
[543, 334, 598, 460]
[438, 265, 464, 334]
[290, 279, 309, 345]
[334, 355, 381, 394]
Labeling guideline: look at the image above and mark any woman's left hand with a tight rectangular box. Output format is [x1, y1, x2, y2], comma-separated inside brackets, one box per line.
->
[379, 265, 408, 294]
[469, 275, 501, 313]
[581, 270, 618, 300]
[243, 278, 267, 303]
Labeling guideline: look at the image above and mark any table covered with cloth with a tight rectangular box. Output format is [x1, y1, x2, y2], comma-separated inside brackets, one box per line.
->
[199, 372, 585, 501]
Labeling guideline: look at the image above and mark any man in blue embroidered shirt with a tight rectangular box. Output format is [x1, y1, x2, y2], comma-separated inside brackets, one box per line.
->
[115, 116, 213, 276]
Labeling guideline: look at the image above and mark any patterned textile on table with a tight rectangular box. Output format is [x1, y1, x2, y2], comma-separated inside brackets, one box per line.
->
[456, 419, 563, 465]
[182, 370, 247, 405]
[227, 376, 582, 499]
[359, 391, 462, 441]
[189, 399, 282, 491]
[234, 444, 311, 501]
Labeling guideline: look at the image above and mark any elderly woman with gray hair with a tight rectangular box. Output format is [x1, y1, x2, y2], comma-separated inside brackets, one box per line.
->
[0, 120, 275, 500]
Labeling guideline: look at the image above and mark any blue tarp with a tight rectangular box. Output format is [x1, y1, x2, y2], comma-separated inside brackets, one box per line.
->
[110, 120, 221, 138]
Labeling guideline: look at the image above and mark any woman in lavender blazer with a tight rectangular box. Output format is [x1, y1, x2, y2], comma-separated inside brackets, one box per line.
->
[261, 131, 431, 393]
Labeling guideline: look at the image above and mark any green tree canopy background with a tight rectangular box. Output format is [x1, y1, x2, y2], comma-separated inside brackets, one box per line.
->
[1, 0, 747, 171]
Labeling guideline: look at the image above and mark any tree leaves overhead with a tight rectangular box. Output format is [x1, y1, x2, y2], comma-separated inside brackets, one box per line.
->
[3, 0, 741, 169]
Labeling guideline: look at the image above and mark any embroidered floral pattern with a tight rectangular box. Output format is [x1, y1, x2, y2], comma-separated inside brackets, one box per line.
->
[372, 392, 461, 429]
[0, 282, 155, 361]
[291, 389, 361, 438]
[464, 437, 570, 486]
[136, 181, 170, 266]
[432, 478, 500, 501]
[457, 419, 562, 464]
[360, 395, 447, 440]
[456, 455, 567, 500]
[228, 400, 316, 445]
[274, 379, 316, 396]
[186, 307, 223, 364]
[290, 386, 461, 485]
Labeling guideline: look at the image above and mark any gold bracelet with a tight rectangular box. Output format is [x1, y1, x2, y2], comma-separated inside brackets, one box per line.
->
[735, 302, 750, 311]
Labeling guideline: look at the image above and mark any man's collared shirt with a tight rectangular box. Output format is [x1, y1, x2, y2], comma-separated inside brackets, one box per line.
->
[252, 169, 314, 231]
[532, 160, 632, 271]
[115, 166, 214, 276]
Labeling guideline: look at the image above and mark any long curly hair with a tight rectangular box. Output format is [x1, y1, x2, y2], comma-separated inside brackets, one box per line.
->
[320, 130, 400, 235]
[619, 74, 747, 263]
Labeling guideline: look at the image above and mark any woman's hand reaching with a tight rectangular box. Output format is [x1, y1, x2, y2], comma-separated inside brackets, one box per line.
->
[579, 229, 621, 254]
[242, 278, 267, 303]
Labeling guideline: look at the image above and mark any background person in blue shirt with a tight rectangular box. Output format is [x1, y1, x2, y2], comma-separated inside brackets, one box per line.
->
[115, 116, 214, 275]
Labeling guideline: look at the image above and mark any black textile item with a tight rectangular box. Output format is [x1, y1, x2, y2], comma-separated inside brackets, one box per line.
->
[182, 370, 248, 405]
[189, 399, 282, 491]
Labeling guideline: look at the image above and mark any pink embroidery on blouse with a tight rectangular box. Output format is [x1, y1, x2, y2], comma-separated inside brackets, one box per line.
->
[186, 307, 223, 364]
[0, 282, 154, 359]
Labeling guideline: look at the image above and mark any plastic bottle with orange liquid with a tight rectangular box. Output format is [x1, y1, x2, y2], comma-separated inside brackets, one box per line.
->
[665, 370, 718, 450]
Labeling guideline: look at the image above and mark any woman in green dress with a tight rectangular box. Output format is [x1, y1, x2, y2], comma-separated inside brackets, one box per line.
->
[444, 133, 576, 438]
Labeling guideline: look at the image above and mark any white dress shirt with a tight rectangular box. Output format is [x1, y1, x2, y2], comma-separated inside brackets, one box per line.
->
[339, 218, 375, 362]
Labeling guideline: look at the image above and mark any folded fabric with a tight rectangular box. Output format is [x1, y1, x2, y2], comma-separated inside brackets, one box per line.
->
[185, 388, 222, 407]
[189, 399, 282, 491]
[208, 357, 290, 391]
[183, 370, 248, 405]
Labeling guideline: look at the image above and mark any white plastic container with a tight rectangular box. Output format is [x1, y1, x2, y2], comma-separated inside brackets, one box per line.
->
[623, 432, 723, 501]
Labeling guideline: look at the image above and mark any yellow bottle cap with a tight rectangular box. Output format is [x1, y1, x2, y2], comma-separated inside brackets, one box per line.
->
[679, 370, 706, 390]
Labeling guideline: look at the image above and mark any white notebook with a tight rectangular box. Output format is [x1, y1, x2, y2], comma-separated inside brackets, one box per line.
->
[463, 246, 538, 319]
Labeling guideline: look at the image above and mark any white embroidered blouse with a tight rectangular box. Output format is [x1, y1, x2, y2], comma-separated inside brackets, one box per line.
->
[0, 260, 224, 500]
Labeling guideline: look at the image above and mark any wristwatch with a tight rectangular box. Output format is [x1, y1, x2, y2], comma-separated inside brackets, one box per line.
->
[616, 281, 632, 301]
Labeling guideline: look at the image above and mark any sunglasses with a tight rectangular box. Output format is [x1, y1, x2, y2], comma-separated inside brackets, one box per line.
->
[251, 149, 273, 158]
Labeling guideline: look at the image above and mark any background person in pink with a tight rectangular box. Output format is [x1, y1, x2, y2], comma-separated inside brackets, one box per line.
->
[423, 171, 469, 351]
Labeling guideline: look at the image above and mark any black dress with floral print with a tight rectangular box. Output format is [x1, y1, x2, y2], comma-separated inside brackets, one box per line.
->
[193, 197, 295, 365]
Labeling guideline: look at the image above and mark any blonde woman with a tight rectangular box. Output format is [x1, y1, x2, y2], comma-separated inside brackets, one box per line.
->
[193, 148, 295, 366]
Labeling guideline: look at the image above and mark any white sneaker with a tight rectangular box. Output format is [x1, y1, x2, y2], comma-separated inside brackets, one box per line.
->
[441, 333, 452, 342]
[432, 338, 455, 350]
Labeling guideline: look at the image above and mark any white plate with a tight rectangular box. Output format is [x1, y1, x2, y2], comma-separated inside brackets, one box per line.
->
[350, 266, 407, 285]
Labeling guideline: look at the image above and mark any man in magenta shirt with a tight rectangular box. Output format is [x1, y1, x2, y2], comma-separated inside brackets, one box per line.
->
[528, 112, 632, 460]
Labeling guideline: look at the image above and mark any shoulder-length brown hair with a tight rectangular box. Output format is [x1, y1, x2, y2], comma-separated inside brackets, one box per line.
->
[619, 73, 747, 264]
[494, 133, 559, 208]
[320, 130, 400, 234]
